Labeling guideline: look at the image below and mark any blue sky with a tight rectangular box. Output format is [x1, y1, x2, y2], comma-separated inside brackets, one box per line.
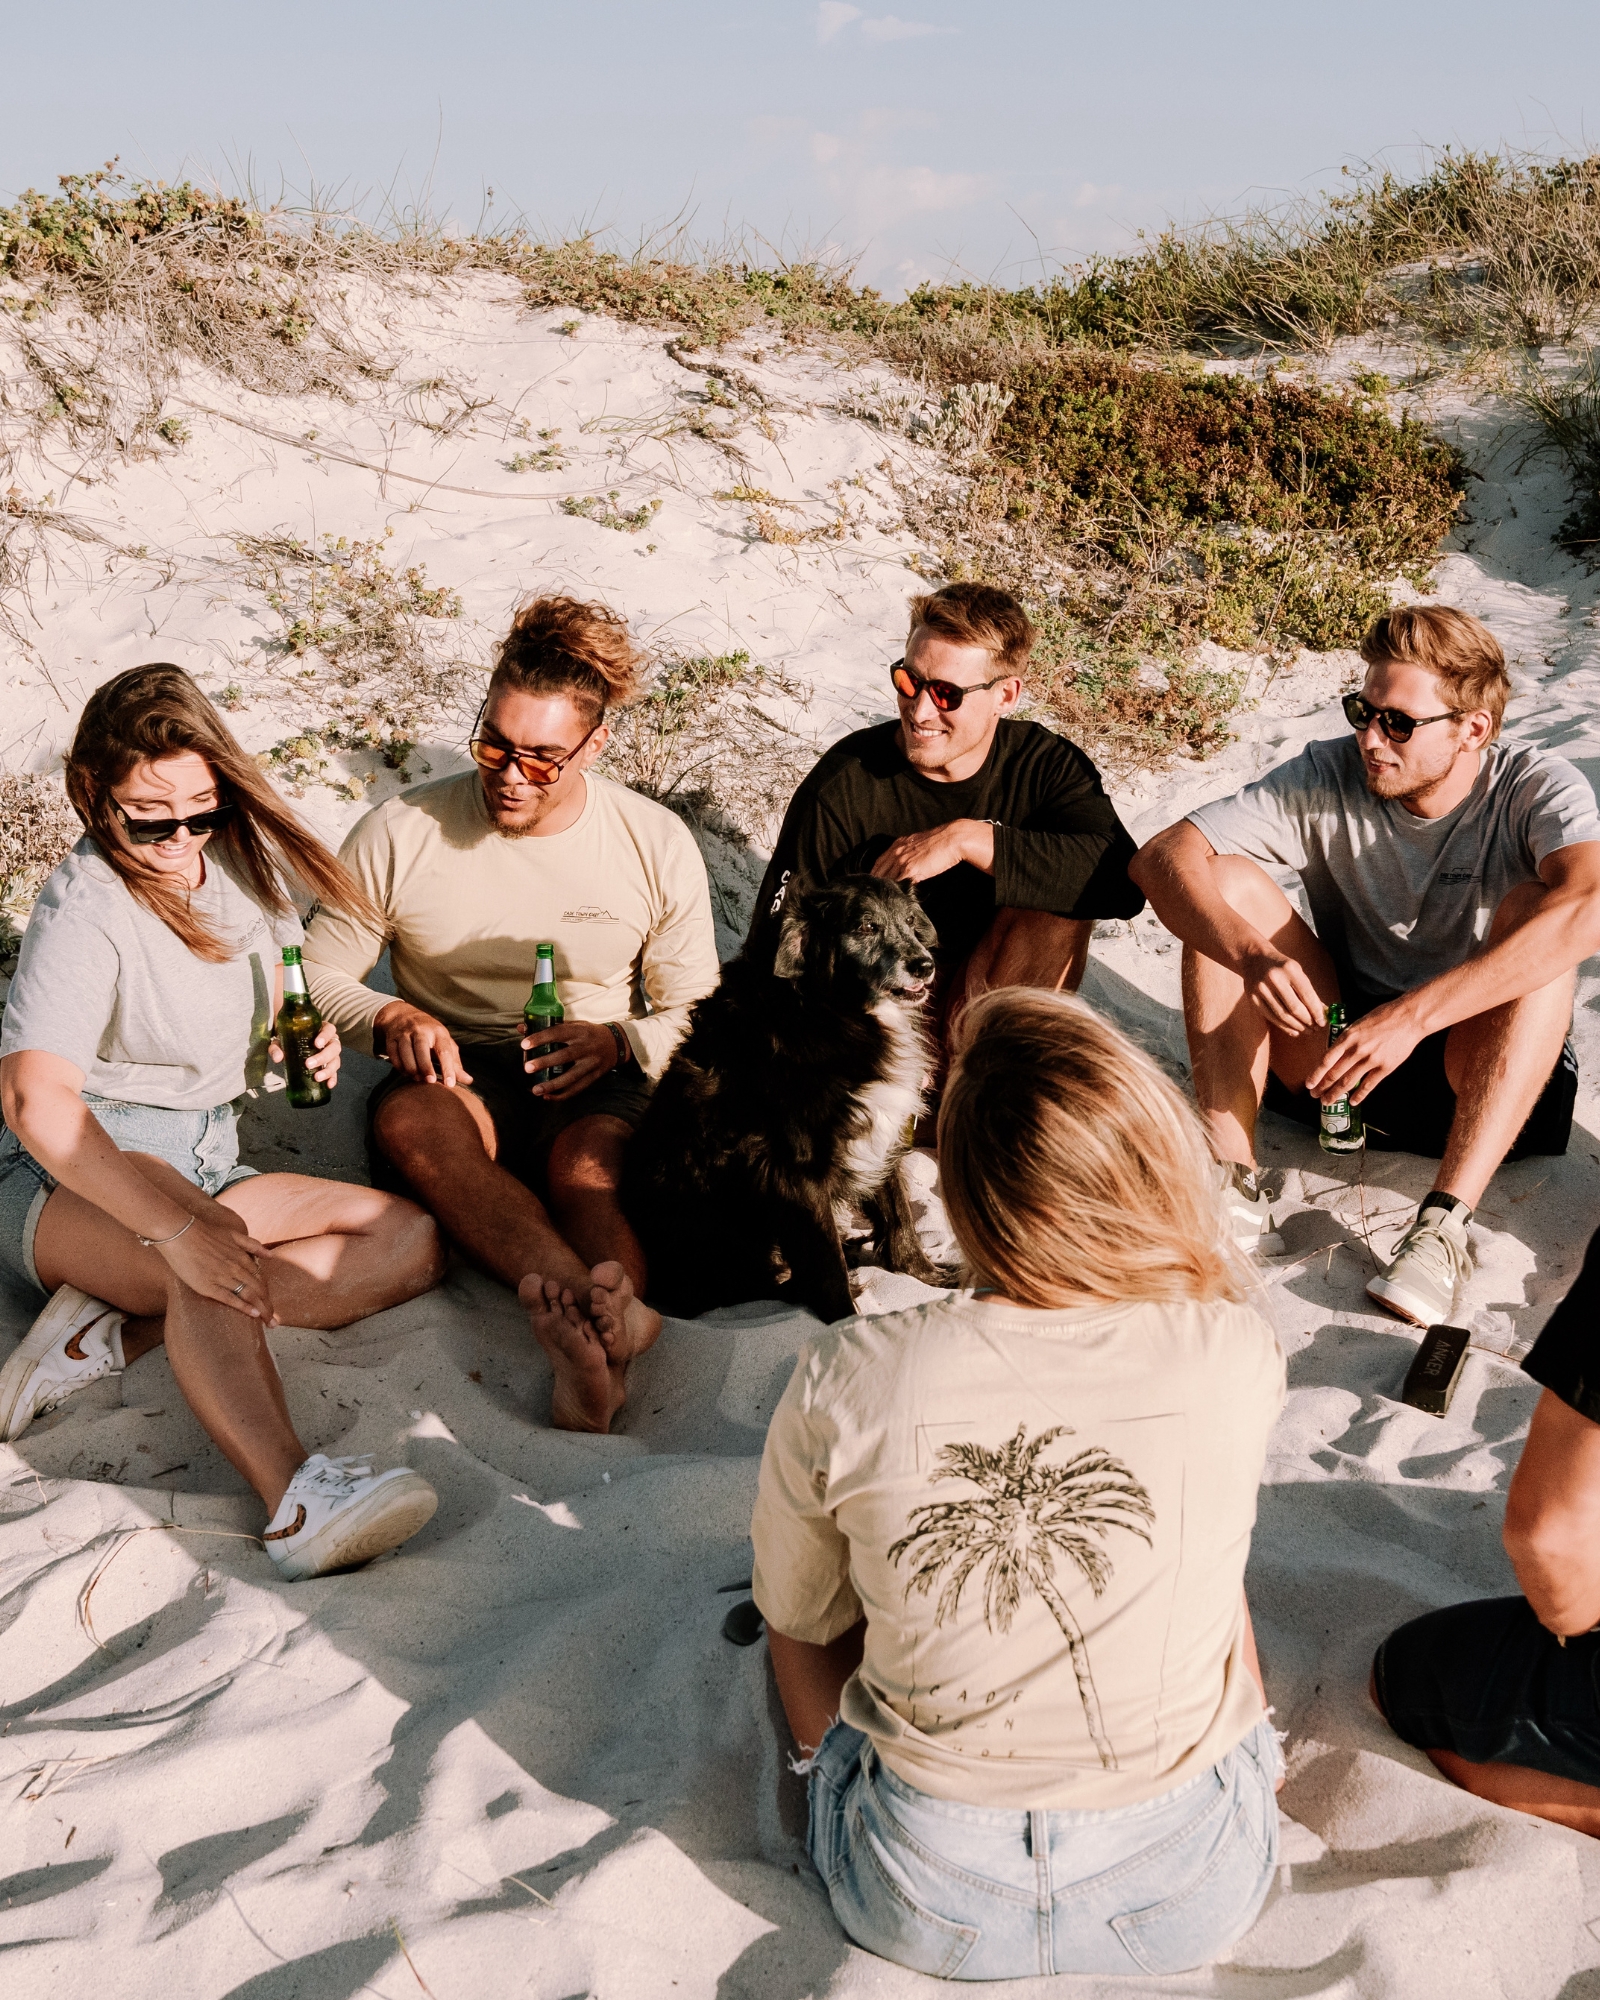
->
[4, 1, 1600, 292]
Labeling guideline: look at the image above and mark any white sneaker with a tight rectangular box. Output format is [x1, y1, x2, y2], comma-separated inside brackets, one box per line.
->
[1367, 1199, 1472, 1326]
[0, 1286, 125, 1441]
[263, 1453, 438, 1582]
[1217, 1162, 1285, 1258]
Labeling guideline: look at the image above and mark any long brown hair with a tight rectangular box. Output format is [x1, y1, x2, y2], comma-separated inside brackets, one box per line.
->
[64, 664, 382, 963]
[938, 989, 1247, 1309]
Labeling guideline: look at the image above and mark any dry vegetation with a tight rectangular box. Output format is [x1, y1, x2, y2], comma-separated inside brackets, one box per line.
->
[8, 149, 1600, 773]
[597, 648, 812, 846]
[0, 771, 80, 946]
[229, 531, 474, 797]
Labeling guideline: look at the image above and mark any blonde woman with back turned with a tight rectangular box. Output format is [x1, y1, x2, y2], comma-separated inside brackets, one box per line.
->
[752, 990, 1286, 1980]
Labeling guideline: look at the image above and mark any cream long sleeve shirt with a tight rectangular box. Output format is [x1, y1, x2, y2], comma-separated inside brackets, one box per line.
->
[302, 770, 719, 1078]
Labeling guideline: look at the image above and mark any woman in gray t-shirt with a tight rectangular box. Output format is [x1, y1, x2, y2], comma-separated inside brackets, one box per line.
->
[0, 666, 443, 1582]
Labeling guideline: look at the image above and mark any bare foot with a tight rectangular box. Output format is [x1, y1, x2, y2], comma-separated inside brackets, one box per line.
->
[518, 1273, 627, 1434]
[588, 1260, 661, 1366]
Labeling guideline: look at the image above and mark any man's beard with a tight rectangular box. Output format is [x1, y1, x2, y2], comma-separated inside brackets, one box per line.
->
[1363, 759, 1453, 808]
[490, 803, 555, 838]
[482, 782, 560, 836]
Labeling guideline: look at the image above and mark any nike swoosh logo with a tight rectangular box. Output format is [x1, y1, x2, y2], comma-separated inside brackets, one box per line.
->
[263, 1504, 307, 1542]
[64, 1332, 89, 1362]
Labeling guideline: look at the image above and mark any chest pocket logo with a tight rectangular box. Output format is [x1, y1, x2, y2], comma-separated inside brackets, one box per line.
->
[562, 905, 619, 923]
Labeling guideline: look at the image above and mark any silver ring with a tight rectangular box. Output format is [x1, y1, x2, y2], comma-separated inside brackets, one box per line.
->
[231, 1282, 246, 1297]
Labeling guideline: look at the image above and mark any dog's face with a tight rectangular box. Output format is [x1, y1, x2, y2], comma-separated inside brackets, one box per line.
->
[773, 875, 937, 1006]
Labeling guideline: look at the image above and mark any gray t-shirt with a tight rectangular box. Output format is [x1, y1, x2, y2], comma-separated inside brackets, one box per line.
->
[0, 839, 303, 1111]
[1187, 736, 1600, 997]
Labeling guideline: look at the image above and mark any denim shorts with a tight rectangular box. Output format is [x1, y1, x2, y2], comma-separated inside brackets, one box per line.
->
[807, 1718, 1282, 1980]
[0, 1094, 257, 1297]
[1374, 1594, 1600, 1786]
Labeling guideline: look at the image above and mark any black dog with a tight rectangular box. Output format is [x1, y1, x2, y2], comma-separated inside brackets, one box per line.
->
[622, 875, 950, 1322]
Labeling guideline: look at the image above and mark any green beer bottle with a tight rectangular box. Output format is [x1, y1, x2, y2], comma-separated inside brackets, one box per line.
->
[523, 942, 574, 1086]
[276, 945, 331, 1110]
[1318, 1001, 1364, 1154]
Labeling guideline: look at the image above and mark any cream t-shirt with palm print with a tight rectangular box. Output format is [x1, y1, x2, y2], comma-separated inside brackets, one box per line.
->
[751, 1291, 1285, 1810]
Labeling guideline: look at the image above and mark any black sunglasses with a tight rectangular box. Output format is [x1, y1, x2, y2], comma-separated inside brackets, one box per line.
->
[890, 658, 1013, 713]
[111, 798, 235, 845]
[1342, 692, 1461, 744]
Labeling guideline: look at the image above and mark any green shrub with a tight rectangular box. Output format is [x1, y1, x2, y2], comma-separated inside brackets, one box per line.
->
[0, 161, 261, 278]
[991, 356, 1459, 572]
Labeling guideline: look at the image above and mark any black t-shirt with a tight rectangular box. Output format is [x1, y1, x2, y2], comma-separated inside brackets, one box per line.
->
[1524, 1225, 1600, 1424]
[747, 718, 1144, 966]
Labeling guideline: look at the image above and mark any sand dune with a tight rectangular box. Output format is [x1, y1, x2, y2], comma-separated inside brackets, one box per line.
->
[3, 283, 1600, 1994]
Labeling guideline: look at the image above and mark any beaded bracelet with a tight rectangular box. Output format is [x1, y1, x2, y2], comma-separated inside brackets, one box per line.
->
[607, 1022, 632, 1068]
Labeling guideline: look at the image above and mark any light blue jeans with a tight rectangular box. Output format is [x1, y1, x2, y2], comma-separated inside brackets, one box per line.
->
[807, 1718, 1282, 1980]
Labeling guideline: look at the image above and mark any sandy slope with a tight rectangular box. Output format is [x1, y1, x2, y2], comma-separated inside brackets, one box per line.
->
[2, 285, 1599, 1996]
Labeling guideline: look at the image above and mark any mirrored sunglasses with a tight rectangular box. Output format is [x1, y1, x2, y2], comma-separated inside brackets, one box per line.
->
[111, 799, 235, 845]
[890, 658, 1012, 713]
[1341, 692, 1461, 743]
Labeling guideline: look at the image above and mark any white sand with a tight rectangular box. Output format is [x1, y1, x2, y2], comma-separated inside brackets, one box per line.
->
[3, 287, 1599, 1994]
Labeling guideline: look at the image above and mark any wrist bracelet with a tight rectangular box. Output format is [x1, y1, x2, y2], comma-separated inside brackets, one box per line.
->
[607, 1021, 632, 1067]
[137, 1213, 196, 1249]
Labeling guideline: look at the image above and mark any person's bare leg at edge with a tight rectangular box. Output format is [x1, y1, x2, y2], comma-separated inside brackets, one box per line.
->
[373, 1082, 660, 1433]
[1367, 1670, 1600, 1838]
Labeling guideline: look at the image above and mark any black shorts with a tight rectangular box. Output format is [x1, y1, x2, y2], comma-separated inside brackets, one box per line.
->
[1374, 1596, 1600, 1787]
[365, 1039, 654, 1200]
[1263, 990, 1577, 1161]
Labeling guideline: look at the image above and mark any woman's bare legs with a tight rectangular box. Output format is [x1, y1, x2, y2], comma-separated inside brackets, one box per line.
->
[29, 1154, 444, 1510]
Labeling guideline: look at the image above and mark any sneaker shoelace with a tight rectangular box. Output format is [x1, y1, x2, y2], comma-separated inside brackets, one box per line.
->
[1392, 1212, 1471, 1289]
[295, 1453, 378, 1502]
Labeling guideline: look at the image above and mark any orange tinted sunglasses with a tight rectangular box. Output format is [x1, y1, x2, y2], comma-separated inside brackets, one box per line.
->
[468, 721, 600, 787]
[890, 658, 1012, 712]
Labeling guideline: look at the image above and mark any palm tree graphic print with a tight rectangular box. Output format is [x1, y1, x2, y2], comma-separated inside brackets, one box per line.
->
[888, 1423, 1155, 1771]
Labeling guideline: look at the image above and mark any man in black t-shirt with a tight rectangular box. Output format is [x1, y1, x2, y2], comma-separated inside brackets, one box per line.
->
[748, 583, 1143, 1038]
[1371, 1236, 1600, 1837]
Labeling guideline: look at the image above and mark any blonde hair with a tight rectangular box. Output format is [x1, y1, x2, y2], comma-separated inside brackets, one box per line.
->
[907, 581, 1034, 673]
[1360, 604, 1511, 738]
[938, 989, 1245, 1309]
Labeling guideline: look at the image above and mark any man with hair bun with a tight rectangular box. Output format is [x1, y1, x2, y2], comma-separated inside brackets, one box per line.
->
[303, 595, 719, 1434]
[749, 582, 1144, 1063]
[1132, 603, 1600, 1325]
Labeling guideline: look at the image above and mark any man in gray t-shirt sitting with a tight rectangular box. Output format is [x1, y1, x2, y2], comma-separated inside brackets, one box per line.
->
[1131, 605, 1600, 1327]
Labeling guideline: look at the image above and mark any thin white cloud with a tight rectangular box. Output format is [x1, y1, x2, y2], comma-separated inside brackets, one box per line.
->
[1073, 181, 1123, 210]
[816, 2, 862, 42]
[860, 14, 954, 41]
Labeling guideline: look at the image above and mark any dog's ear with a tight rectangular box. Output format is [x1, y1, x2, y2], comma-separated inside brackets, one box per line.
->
[896, 877, 918, 899]
[773, 909, 807, 981]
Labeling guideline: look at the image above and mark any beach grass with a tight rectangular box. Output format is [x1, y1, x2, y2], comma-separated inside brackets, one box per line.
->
[13, 146, 1597, 764]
